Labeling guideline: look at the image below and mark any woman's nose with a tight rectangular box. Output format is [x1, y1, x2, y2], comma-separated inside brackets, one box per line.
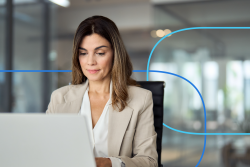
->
[87, 54, 96, 65]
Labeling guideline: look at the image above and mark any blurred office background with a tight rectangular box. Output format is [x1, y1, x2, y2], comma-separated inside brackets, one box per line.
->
[1, 0, 250, 166]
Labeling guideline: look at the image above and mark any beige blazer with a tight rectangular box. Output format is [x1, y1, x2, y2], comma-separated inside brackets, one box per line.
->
[46, 79, 158, 167]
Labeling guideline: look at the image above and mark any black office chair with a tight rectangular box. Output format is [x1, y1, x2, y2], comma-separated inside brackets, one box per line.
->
[137, 81, 165, 167]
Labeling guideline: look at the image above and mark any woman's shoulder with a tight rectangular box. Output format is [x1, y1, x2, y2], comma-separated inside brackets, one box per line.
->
[51, 85, 70, 96]
[127, 85, 152, 100]
[126, 85, 153, 112]
[49, 84, 85, 104]
[51, 84, 82, 97]
[128, 85, 151, 93]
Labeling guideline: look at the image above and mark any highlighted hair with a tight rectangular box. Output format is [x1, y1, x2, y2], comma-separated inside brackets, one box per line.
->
[71, 15, 140, 112]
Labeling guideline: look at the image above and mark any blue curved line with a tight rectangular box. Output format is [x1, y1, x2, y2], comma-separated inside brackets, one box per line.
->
[0, 70, 247, 134]
[3, 70, 247, 135]
[0, 69, 207, 166]
[146, 27, 250, 81]
[145, 27, 250, 167]
[0, 70, 71, 72]
[163, 123, 250, 135]
[1, 68, 249, 167]
[135, 69, 206, 167]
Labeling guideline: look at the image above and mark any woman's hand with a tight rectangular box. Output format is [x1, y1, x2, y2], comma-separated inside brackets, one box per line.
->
[95, 157, 112, 167]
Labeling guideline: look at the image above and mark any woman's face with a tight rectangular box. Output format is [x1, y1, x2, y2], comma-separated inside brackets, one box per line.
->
[78, 33, 113, 82]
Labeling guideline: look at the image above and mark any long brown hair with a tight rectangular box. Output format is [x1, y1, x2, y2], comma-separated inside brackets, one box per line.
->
[71, 15, 140, 112]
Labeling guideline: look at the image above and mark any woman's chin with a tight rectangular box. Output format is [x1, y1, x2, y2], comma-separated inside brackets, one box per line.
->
[87, 76, 103, 82]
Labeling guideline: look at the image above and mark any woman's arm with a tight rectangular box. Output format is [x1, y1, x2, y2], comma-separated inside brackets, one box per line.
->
[45, 91, 56, 114]
[110, 91, 158, 167]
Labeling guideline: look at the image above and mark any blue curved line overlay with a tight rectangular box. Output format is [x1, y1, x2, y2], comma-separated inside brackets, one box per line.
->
[135, 70, 250, 136]
[0, 70, 72, 72]
[2, 27, 250, 167]
[0, 69, 207, 166]
[146, 27, 250, 167]
[136, 69, 206, 167]
[146, 27, 250, 81]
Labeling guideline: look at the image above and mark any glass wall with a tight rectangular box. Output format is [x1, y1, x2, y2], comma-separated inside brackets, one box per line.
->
[0, 1, 57, 113]
[0, 0, 6, 112]
[151, 1, 250, 166]
[12, 2, 44, 113]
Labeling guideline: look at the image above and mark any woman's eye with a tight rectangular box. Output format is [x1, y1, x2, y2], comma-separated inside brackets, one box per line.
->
[97, 53, 105, 56]
[79, 53, 86, 56]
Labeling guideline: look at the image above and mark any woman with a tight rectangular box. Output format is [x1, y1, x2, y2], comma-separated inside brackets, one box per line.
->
[46, 15, 158, 167]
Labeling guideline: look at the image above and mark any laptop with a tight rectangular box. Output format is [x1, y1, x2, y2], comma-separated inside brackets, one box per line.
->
[0, 113, 96, 167]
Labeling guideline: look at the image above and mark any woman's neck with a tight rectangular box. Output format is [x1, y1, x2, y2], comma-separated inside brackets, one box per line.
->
[88, 76, 111, 95]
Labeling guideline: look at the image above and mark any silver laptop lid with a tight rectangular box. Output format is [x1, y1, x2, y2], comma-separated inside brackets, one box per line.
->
[0, 114, 96, 167]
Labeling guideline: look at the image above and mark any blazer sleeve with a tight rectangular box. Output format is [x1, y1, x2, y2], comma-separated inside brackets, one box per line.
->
[45, 91, 56, 114]
[111, 91, 158, 167]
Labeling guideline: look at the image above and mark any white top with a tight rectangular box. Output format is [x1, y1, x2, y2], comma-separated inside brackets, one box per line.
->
[79, 80, 125, 167]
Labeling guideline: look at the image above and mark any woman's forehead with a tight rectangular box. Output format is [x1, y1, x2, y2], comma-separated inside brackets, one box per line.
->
[80, 34, 110, 48]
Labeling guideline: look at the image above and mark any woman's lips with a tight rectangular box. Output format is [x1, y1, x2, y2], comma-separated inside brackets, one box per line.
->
[87, 70, 100, 74]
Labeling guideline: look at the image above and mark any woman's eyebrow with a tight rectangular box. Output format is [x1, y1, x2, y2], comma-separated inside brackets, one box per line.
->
[79, 45, 108, 51]
[95, 45, 108, 50]
[79, 47, 87, 51]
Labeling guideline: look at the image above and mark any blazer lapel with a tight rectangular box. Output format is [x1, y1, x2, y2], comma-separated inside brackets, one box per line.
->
[108, 103, 133, 156]
[55, 80, 89, 114]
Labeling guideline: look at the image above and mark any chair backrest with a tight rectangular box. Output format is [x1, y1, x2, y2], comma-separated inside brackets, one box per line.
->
[137, 81, 165, 167]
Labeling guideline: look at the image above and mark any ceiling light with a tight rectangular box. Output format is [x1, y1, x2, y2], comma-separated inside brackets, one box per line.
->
[156, 29, 165, 37]
[150, 30, 157, 38]
[164, 29, 172, 37]
[49, 0, 70, 7]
